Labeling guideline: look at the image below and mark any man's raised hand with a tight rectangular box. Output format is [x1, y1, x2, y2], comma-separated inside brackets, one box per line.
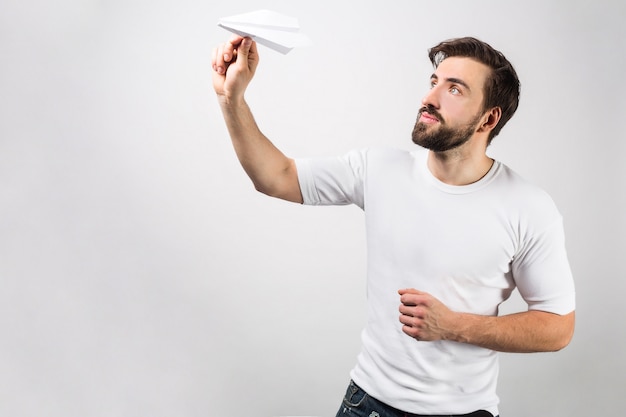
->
[211, 36, 259, 102]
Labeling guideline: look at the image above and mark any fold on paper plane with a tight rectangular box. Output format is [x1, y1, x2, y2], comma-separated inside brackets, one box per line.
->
[217, 9, 311, 54]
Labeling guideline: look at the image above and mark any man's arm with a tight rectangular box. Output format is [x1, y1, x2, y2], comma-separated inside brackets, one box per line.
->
[398, 288, 575, 352]
[212, 36, 303, 203]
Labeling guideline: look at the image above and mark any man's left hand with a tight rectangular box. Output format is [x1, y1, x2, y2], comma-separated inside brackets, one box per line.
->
[398, 288, 458, 342]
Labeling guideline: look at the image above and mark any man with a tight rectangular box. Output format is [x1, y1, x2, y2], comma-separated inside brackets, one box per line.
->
[212, 36, 575, 417]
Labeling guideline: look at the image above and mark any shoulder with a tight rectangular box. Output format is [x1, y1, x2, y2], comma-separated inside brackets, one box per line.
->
[497, 163, 555, 204]
[295, 147, 411, 177]
[494, 162, 562, 229]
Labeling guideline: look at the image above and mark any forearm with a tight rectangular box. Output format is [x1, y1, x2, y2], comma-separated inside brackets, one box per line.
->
[219, 97, 302, 203]
[450, 310, 575, 353]
[212, 36, 302, 202]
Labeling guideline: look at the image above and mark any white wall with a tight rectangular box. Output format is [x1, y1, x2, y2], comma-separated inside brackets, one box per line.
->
[1, 0, 624, 416]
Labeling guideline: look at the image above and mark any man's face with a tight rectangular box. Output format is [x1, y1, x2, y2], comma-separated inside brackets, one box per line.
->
[412, 57, 490, 152]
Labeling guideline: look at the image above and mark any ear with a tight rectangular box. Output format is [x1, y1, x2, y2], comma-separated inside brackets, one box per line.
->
[477, 107, 502, 133]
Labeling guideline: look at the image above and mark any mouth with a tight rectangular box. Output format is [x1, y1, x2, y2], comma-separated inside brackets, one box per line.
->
[419, 111, 439, 124]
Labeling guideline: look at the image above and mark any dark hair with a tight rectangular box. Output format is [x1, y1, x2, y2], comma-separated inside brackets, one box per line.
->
[429, 37, 520, 144]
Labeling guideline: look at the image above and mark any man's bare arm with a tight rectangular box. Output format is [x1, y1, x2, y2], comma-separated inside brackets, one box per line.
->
[452, 309, 575, 352]
[398, 288, 575, 352]
[212, 36, 302, 203]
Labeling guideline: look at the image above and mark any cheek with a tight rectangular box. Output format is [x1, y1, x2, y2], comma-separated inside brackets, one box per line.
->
[442, 99, 477, 124]
[441, 102, 462, 122]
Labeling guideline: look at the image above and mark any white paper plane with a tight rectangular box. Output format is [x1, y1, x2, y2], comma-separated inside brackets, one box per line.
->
[217, 9, 311, 55]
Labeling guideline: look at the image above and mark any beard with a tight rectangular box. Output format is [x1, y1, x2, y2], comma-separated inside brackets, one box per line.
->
[412, 106, 482, 152]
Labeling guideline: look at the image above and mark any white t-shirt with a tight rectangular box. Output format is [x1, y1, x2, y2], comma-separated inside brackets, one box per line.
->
[295, 147, 575, 415]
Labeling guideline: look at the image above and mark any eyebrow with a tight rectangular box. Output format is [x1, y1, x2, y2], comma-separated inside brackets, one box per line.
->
[431, 73, 471, 92]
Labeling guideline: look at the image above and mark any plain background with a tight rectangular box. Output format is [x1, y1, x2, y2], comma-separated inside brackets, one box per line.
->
[1, 0, 624, 416]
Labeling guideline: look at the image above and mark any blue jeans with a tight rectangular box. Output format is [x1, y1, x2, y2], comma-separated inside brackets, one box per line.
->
[335, 380, 498, 417]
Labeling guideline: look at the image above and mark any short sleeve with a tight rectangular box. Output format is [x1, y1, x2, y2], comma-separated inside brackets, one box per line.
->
[511, 216, 576, 315]
[295, 149, 367, 209]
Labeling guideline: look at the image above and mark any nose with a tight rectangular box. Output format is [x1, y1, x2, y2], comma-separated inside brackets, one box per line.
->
[421, 84, 440, 109]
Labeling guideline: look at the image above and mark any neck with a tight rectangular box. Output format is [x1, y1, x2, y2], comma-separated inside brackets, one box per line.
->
[426, 141, 494, 186]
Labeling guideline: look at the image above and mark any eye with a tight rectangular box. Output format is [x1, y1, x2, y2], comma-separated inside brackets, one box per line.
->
[450, 86, 460, 95]
[430, 80, 437, 89]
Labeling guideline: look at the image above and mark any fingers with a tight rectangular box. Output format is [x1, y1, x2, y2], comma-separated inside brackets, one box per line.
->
[399, 299, 433, 341]
[228, 34, 245, 47]
[399, 311, 425, 340]
[222, 35, 242, 64]
[399, 303, 424, 318]
[398, 289, 431, 341]
[399, 312, 417, 328]
[398, 289, 430, 307]
[398, 288, 427, 296]
[212, 45, 232, 75]
[212, 44, 223, 75]
[212, 36, 256, 76]
[233, 37, 259, 74]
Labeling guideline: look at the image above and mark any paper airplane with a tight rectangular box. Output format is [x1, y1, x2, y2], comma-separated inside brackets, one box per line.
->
[217, 10, 311, 55]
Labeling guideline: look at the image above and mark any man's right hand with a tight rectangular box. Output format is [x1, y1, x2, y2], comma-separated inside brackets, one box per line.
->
[211, 35, 302, 203]
[211, 36, 259, 103]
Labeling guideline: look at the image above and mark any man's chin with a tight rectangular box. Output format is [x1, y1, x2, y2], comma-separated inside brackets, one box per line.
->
[411, 136, 430, 149]
[413, 126, 436, 145]
[412, 123, 435, 140]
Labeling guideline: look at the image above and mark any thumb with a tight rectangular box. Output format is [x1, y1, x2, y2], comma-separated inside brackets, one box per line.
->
[237, 37, 253, 62]
[237, 37, 258, 72]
